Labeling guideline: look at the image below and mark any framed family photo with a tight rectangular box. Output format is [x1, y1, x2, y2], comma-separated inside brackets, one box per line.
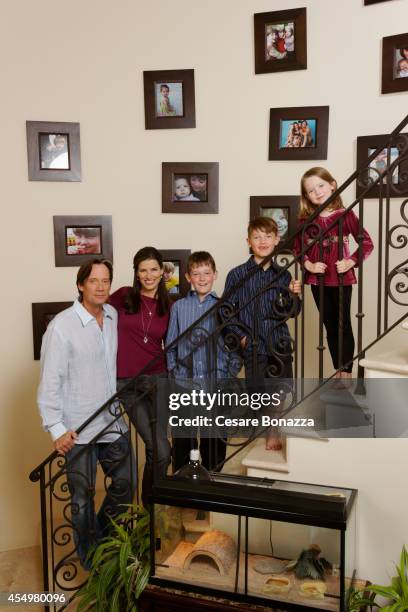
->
[162, 162, 219, 214]
[269, 106, 329, 161]
[382, 33, 408, 94]
[26, 121, 81, 181]
[356, 133, 408, 198]
[143, 69, 196, 129]
[160, 249, 191, 298]
[254, 8, 307, 74]
[32, 301, 72, 359]
[53, 215, 113, 267]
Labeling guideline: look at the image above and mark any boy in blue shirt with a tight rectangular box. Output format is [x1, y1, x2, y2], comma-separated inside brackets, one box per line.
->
[222, 217, 301, 450]
[166, 251, 238, 470]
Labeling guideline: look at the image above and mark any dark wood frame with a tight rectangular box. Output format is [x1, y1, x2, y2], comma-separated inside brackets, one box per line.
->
[381, 33, 408, 94]
[250, 195, 298, 245]
[162, 162, 219, 214]
[32, 301, 72, 359]
[53, 215, 113, 267]
[26, 120, 81, 181]
[364, 0, 394, 5]
[143, 69, 196, 130]
[268, 106, 329, 161]
[160, 249, 191, 298]
[356, 133, 408, 198]
[254, 8, 307, 75]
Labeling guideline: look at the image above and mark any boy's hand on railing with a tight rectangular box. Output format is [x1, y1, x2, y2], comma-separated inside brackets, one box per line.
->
[335, 259, 355, 274]
[54, 430, 78, 455]
[240, 336, 247, 349]
[304, 261, 327, 274]
[289, 279, 302, 294]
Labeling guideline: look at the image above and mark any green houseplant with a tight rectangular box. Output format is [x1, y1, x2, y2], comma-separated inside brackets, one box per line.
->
[353, 545, 408, 611]
[76, 505, 150, 612]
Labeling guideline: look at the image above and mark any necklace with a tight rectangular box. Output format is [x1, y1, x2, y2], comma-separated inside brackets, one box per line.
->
[140, 298, 154, 343]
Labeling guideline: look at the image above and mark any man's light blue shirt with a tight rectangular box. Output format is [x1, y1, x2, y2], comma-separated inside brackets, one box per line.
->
[37, 299, 126, 444]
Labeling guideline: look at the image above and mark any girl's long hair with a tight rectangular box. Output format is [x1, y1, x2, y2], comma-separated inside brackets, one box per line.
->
[125, 246, 170, 316]
[299, 166, 344, 220]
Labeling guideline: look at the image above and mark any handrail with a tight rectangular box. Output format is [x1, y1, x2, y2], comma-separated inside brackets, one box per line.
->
[30, 114, 408, 477]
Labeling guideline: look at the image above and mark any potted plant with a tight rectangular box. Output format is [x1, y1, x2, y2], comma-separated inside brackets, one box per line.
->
[76, 505, 150, 612]
[352, 545, 408, 611]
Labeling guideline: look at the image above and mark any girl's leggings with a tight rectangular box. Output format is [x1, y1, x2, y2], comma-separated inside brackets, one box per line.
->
[311, 285, 355, 373]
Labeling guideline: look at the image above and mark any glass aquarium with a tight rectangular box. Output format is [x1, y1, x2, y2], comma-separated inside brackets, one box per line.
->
[151, 474, 357, 611]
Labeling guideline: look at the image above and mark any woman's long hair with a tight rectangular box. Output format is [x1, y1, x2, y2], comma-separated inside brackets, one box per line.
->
[125, 247, 170, 316]
[299, 166, 344, 220]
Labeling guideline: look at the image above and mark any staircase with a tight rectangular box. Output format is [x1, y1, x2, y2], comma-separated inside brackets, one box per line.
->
[29, 115, 408, 610]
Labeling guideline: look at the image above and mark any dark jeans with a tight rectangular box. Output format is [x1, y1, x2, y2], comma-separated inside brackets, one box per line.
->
[66, 433, 136, 569]
[244, 353, 293, 380]
[117, 377, 171, 506]
[244, 354, 293, 438]
[311, 285, 354, 373]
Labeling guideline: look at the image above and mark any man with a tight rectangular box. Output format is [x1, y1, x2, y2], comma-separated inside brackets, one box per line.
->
[37, 258, 135, 569]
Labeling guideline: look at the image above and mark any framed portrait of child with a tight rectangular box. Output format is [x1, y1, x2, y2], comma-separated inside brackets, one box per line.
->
[143, 69, 196, 129]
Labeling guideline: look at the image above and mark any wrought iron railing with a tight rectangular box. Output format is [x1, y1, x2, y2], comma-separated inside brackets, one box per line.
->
[29, 114, 408, 610]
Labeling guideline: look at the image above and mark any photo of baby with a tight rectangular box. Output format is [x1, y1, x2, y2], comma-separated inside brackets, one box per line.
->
[265, 21, 294, 61]
[394, 47, 408, 79]
[262, 208, 289, 240]
[368, 147, 399, 184]
[66, 227, 102, 255]
[163, 261, 180, 294]
[39, 133, 69, 169]
[155, 82, 184, 117]
[173, 174, 208, 202]
[280, 119, 316, 149]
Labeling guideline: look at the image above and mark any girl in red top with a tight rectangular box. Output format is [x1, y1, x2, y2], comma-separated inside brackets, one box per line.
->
[110, 246, 171, 505]
[294, 167, 374, 384]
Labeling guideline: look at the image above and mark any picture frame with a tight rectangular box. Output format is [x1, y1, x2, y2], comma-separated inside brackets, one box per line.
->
[143, 69, 196, 130]
[381, 33, 408, 94]
[26, 121, 81, 182]
[364, 0, 394, 5]
[32, 301, 72, 359]
[254, 8, 307, 75]
[160, 249, 191, 298]
[250, 196, 299, 244]
[162, 162, 219, 214]
[356, 133, 408, 198]
[269, 106, 329, 161]
[53, 215, 113, 267]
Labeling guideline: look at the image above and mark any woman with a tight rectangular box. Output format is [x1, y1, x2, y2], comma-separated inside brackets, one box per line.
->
[110, 247, 171, 505]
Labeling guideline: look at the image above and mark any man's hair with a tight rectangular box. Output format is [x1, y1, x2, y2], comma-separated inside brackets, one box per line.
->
[76, 258, 113, 302]
[187, 251, 216, 273]
[247, 216, 278, 237]
[72, 227, 100, 238]
[160, 83, 170, 91]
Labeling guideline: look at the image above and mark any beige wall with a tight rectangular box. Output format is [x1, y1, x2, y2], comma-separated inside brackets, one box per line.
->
[0, 0, 407, 584]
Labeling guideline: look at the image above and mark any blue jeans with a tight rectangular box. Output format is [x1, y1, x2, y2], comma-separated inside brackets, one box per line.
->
[117, 377, 171, 506]
[66, 433, 136, 569]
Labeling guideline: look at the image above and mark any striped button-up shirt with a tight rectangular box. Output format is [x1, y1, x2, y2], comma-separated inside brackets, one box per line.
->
[166, 291, 240, 379]
[222, 257, 296, 357]
[37, 300, 126, 444]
